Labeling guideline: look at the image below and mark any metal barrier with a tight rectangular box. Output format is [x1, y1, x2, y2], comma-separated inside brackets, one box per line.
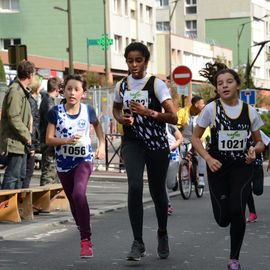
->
[105, 133, 124, 171]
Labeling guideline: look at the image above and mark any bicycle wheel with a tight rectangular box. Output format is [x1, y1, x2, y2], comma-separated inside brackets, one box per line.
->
[179, 160, 192, 200]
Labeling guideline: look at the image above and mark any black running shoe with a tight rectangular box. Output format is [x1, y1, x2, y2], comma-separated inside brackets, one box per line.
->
[172, 181, 178, 191]
[126, 240, 146, 261]
[157, 233, 169, 259]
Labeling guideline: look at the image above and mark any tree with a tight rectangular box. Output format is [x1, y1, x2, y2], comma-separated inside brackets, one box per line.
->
[260, 112, 270, 136]
[0, 57, 6, 83]
[86, 71, 105, 88]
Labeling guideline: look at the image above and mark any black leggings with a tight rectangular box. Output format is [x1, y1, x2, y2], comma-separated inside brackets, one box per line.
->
[207, 162, 253, 260]
[247, 165, 264, 213]
[122, 138, 170, 240]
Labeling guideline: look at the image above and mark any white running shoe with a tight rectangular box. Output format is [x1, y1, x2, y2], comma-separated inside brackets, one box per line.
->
[197, 177, 205, 188]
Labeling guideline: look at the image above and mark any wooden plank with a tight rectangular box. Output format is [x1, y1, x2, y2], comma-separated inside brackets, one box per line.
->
[50, 189, 70, 211]
[0, 193, 21, 222]
[18, 191, 33, 220]
[32, 190, 50, 213]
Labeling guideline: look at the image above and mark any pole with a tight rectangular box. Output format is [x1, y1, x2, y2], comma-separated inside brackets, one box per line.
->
[87, 39, 90, 71]
[67, 0, 74, 75]
[104, 0, 109, 86]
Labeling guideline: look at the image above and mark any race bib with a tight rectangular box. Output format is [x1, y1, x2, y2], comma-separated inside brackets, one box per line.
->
[60, 137, 90, 157]
[123, 90, 149, 110]
[218, 130, 247, 151]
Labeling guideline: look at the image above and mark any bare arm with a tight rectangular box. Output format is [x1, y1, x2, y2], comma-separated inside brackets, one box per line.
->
[170, 129, 183, 151]
[113, 102, 134, 126]
[93, 118, 105, 160]
[46, 122, 81, 146]
[246, 130, 265, 164]
[129, 99, 177, 124]
[191, 125, 222, 172]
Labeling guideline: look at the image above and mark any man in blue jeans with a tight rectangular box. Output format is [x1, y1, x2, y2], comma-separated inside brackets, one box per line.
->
[0, 60, 34, 189]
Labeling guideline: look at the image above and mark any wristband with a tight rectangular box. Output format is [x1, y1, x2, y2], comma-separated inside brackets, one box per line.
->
[149, 109, 155, 118]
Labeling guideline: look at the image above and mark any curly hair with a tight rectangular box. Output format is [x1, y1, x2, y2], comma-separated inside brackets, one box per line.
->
[199, 62, 240, 87]
[124, 42, 150, 62]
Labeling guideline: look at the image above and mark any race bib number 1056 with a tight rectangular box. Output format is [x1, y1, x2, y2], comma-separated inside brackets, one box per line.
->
[60, 137, 90, 157]
[218, 130, 247, 151]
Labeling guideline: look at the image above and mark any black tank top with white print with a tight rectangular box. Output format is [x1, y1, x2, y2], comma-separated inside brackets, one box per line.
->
[119, 76, 169, 151]
[208, 99, 251, 164]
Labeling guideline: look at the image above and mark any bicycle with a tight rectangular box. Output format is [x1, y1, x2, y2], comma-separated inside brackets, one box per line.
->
[178, 142, 204, 200]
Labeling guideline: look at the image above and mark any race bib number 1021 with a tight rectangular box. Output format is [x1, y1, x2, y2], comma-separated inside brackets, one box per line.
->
[218, 130, 247, 151]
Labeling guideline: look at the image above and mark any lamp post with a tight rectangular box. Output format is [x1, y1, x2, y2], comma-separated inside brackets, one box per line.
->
[237, 15, 269, 69]
[54, 0, 74, 75]
[103, 0, 109, 86]
[246, 39, 270, 88]
[168, 0, 180, 83]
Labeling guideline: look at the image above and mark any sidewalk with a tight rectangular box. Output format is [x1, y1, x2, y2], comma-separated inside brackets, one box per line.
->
[0, 167, 178, 240]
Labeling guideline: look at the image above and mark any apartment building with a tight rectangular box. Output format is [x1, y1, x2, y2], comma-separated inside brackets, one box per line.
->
[169, 0, 270, 89]
[155, 0, 232, 86]
[0, 0, 156, 85]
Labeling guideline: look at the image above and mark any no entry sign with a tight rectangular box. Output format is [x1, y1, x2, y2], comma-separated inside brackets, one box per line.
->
[172, 65, 192, 86]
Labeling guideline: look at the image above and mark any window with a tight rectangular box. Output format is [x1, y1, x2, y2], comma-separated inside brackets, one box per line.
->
[1, 38, 21, 50]
[130, 9, 136, 19]
[124, 0, 128, 16]
[156, 0, 169, 7]
[114, 35, 122, 53]
[113, 0, 119, 14]
[185, 0, 196, 14]
[185, 20, 197, 39]
[140, 3, 143, 21]
[145, 6, 152, 24]
[0, 0, 19, 12]
[156, 21, 170, 32]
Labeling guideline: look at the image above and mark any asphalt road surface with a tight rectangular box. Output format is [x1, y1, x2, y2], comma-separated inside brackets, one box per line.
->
[1, 186, 270, 270]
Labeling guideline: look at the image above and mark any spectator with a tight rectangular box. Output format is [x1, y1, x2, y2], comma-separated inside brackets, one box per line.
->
[22, 76, 41, 188]
[39, 77, 61, 186]
[0, 60, 34, 189]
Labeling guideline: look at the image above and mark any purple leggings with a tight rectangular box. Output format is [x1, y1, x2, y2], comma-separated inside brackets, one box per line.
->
[57, 161, 93, 240]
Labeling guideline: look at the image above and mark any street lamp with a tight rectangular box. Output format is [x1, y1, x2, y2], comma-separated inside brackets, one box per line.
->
[54, 0, 74, 75]
[168, 0, 180, 83]
[237, 14, 269, 69]
[103, 0, 109, 86]
[246, 39, 270, 88]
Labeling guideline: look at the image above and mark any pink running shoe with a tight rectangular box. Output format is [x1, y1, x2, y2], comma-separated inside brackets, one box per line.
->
[80, 239, 93, 258]
[247, 212, 257, 223]
[227, 260, 241, 270]
[168, 206, 173, 216]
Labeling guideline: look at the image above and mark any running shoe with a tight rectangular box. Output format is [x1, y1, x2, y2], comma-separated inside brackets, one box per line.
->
[247, 212, 257, 223]
[197, 176, 205, 188]
[227, 260, 241, 270]
[168, 206, 173, 216]
[157, 232, 169, 259]
[80, 239, 93, 258]
[126, 240, 146, 261]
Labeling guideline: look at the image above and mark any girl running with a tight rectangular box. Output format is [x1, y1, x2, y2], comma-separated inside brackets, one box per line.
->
[46, 74, 105, 259]
[113, 42, 177, 261]
[191, 62, 264, 270]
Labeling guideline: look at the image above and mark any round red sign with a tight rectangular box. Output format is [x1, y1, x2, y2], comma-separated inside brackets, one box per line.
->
[172, 65, 192, 86]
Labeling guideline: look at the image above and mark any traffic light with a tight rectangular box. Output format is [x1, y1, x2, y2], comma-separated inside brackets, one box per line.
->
[8, 45, 27, 70]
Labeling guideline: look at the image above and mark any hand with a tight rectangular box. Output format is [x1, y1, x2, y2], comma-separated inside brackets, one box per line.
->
[30, 150, 35, 156]
[95, 143, 105, 160]
[68, 134, 82, 145]
[206, 155, 222, 172]
[129, 101, 147, 116]
[245, 146, 256, 164]
[25, 139, 32, 146]
[120, 113, 134, 126]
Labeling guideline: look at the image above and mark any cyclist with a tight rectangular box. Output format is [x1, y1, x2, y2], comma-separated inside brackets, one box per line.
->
[191, 62, 264, 270]
[177, 96, 209, 188]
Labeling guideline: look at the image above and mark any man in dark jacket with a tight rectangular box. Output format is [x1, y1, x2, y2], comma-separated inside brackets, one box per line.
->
[39, 77, 61, 186]
[0, 60, 35, 189]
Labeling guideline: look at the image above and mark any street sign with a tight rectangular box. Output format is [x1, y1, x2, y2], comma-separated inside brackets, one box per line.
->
[87, 35, 113, 50]
[172, 65, 192, 86]
[176, 84, 189, 96]
[240, 89, 256, 105]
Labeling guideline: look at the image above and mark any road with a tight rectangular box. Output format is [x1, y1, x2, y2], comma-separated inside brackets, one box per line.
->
[0, 185, 270, 270]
